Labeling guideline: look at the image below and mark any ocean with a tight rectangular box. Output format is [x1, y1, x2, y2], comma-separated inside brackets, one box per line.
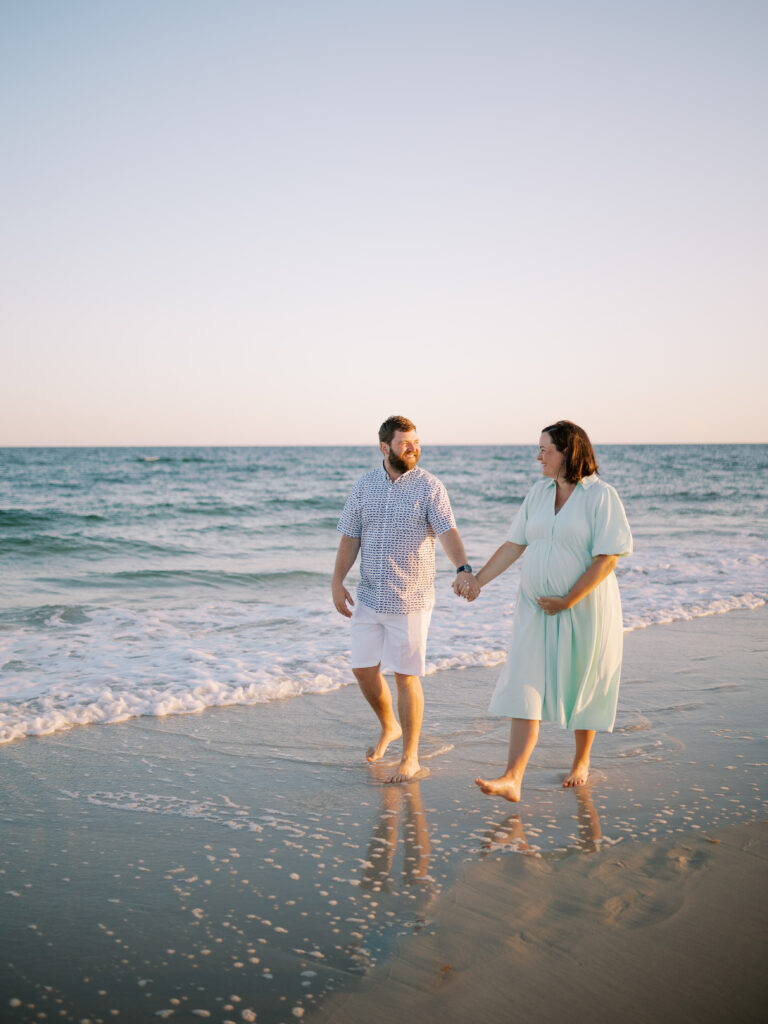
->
[1, 444, 766, 745]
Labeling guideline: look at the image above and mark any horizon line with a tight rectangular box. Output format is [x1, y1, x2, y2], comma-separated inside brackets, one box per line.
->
[2, 441, 766, 449]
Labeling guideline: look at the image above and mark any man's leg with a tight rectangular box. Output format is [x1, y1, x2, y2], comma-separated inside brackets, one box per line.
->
[353, 665, 402, 762]
[387, 673, 424, 783]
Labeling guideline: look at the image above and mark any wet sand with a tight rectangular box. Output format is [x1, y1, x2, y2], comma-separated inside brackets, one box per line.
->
[313, 820, 768, 1024]
[1, 607, 767, 1022]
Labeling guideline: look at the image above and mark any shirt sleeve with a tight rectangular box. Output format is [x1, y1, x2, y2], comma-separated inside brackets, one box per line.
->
[591, 484, 633, 558]
[426, 480, 457, 535]
[337, 484, 362, 538]
[506, 491, 531, 545]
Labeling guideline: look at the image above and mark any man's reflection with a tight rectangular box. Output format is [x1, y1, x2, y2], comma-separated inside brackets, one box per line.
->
[361, 780, 431, 891]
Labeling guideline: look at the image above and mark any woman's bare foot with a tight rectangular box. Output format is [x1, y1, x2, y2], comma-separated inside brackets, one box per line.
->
[366, 724, 402, 763]
[479, 813, 530, 854]
[563, 758, 590, 787]
[386, 756, 426, 783]
[474, 775, 522, 802]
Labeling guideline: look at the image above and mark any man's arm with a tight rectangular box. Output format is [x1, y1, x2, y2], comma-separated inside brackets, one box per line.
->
[437, 527, 470, 572]
[332, 534, 361, 618]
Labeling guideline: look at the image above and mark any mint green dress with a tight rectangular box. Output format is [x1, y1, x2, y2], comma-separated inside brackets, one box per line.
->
[488, 475, 632, 732]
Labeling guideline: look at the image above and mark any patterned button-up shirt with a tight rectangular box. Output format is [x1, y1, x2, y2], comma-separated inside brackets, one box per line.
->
[337, 463, 456, 613]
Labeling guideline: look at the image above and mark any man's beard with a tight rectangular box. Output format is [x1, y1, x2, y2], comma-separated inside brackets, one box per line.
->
[388, 449, 419, 474]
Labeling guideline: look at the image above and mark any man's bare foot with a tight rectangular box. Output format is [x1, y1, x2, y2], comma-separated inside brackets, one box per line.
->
[474, 775, 522, 802]
[386, 757, 427, 784]
[563, 759, 590, 787]
[366, 725, 402, 763]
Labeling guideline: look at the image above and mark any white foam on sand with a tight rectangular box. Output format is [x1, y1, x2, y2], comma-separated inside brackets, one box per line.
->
[1, 552, 765, 743]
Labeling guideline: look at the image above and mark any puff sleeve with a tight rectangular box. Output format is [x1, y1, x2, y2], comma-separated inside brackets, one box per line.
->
[590, 484, 633, 558]
[506, 492, 531, 546]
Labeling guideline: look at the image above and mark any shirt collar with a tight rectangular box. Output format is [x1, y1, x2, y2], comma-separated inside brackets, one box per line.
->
[379, 460, 416, 484]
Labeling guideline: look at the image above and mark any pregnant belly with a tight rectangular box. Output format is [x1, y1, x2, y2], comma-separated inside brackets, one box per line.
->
[520, 542, 590, 599]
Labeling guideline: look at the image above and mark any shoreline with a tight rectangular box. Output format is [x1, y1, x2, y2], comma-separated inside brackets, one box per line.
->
[2, 595, 765, 747]
[1, 607, 766, 1022]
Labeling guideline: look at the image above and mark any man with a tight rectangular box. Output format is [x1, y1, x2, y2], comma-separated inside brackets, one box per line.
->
[332, 415, 473, 783]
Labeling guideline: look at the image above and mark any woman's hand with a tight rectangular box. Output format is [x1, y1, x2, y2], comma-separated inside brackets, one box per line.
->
[536, 595, 570, 615]
[453, 573, 481, 602]
[537, 555, 619, 615]
[452, 542, 526, 603]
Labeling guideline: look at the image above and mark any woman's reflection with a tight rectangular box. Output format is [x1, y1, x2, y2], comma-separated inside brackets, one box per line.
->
[477, 785, 604, 858]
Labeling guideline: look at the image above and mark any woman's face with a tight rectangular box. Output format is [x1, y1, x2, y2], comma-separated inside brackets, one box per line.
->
[537, 433, 566, 479]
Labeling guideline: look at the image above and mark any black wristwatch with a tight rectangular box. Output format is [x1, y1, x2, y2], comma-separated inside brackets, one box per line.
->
[456, 564, 472, 575]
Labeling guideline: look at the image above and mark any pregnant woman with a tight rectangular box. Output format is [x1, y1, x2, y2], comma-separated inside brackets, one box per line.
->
[456, 420, 633, 802]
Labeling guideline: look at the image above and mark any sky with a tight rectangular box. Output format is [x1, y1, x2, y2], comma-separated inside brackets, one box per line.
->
[1, 0, 766, 446]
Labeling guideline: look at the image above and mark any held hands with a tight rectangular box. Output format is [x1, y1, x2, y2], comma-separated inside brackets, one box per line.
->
[453, 572, 481, 602]
[332, 579, 355, 618]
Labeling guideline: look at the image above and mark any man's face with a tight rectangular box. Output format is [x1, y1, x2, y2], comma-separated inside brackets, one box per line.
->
[381, 429, 421, 474]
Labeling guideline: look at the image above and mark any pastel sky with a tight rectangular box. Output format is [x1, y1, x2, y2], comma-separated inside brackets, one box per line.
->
[2, 0, 766, 446]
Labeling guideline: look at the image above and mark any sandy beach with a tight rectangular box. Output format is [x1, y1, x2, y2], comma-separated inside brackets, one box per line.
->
[313, 819, 768, 1024]
[2, 607, 767, 1023]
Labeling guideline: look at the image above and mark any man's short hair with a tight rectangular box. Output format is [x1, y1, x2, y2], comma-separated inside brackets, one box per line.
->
[379, 415, 416, 446]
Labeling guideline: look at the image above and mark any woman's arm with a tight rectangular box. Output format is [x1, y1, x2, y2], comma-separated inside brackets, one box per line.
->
[536, 554, 619, 615]
[454, 541, 526, 601]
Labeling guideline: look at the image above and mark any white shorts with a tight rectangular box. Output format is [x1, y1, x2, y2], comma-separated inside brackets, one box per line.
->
[350, 601, 434, 677]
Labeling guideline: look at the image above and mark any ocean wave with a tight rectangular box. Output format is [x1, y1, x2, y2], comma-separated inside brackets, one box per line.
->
[0, 665, 348, 745]
[0, 508, 105, 528]
[0, 533, 193, 559]
[136, 455, 212, 464]
[34, 568, 328, 591]
[269, 495, 345, 511]
[622, 593, 766, 631]
[145, 502, 260, 517]
[2, 443, 767, 747]
[0, 603, 93, 628]
[1, 592, 765, 745]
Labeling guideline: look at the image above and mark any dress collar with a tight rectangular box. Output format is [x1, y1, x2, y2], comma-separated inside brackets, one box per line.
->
[544, 473, 599, 489]
[578, 474, 599, 489]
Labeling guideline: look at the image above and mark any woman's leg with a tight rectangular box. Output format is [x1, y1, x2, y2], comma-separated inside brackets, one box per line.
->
[475, 718, 540, 802]
[564, 728, 595, 787]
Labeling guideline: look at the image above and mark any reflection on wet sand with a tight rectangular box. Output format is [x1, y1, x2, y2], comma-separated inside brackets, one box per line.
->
[478, 785, 604, 858]
[338, 781, 435, 972]
[361, 781, 432, 891]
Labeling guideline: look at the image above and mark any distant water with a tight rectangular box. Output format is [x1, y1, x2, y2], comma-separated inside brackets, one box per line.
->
[1, 445, 766, 744]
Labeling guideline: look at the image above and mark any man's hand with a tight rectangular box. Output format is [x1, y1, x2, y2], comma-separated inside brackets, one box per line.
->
[332, 579, 355, 618]
[332, 535, 360, 618]
[536, 595, 570, 615]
